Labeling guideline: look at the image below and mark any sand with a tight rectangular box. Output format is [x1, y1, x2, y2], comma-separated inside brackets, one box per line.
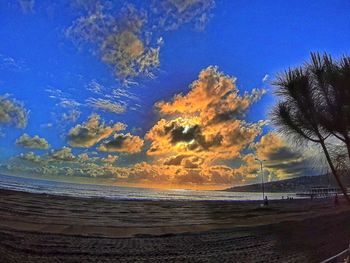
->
[0, 189, 349, 262]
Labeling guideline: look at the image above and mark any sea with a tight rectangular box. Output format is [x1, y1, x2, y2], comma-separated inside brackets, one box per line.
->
[0, 174, 300, 201]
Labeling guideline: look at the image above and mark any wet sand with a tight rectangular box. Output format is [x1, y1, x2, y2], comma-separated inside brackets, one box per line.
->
[0, 189, 349, 262]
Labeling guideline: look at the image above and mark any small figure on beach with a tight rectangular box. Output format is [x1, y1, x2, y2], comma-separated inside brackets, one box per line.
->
[334, 193, 339, 206]
[264, 196, 269, 206]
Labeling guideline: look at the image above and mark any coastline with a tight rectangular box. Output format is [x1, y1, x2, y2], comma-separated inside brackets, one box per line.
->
[0, 188, 349, 262]
[0, 173, 300, 201]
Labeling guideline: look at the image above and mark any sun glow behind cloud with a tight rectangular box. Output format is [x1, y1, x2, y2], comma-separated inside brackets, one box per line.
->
[1, 66, 310, 190]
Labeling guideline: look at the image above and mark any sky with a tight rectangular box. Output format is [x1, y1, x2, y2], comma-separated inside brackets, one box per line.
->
[0, 0, 349, 190]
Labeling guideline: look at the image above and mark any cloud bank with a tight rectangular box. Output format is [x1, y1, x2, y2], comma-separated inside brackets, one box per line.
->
[3, 66, 311, 189]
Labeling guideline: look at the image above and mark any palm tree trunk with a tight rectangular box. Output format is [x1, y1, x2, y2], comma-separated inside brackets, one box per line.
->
[319, 140, 350, 204]
[345, 138, 350, 161]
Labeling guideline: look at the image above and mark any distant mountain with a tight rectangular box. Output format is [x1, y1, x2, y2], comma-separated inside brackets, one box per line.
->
[225, 174, 350, 192]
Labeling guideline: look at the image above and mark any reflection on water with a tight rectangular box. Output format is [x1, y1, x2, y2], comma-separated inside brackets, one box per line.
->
[0, 174, 300, 201]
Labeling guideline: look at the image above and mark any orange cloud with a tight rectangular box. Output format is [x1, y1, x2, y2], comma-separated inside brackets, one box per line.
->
[156, 66, 264, 123]
[67, 3, 161, 80]
[146, 66, 265, 163]
[138, 66, 267, 187]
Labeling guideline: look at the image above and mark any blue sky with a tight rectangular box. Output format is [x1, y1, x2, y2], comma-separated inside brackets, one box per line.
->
[0, 0, 349, 188]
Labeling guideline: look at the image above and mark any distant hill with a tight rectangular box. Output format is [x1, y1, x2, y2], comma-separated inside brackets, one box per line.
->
[225, 174, 350, 192]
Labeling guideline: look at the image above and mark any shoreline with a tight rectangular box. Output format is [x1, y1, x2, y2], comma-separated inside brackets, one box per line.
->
[0, 186, 302, 203]
[0, 173, 301, 202]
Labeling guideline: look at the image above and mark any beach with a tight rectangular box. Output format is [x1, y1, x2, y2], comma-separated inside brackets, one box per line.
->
[0, 189, 349, 262]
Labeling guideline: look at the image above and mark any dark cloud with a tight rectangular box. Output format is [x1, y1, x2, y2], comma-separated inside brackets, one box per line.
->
[253, 133, 312, 180]
[266, 148, 300, 162]
[163, 154, 189, 166]
[49, 147, 79, 162]
[0, 94, 28, 129]
[163, 154, 205, 168]
[98, 133, 144, 153]
[266, 158, 309, 177]
[19, 151, 42, 163]
[68, 114, 125, 148]
[16, 134, 50, 149]
[169, 124, 200, 143]
[155, 120, 224, 153]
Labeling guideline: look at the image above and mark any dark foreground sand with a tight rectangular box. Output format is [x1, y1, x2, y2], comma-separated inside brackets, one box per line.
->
[0, 189, 349, 262]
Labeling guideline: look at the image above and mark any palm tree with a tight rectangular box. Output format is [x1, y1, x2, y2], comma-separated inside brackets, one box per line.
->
[271, 64, 350, 204]
[308, 53, 350, 159]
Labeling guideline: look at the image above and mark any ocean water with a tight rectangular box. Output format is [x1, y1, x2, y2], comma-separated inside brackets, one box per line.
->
[0, 174, 299, 201]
